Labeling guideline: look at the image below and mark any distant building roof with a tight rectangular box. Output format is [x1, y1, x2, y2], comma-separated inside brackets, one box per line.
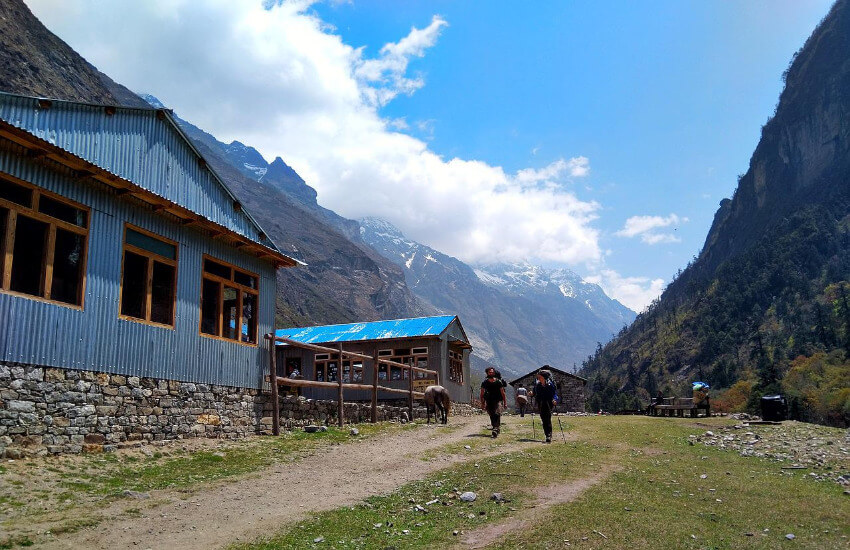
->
[0, 92, 298, 266]
[508, 365, 587, 386]
[276, 315, 464, 345]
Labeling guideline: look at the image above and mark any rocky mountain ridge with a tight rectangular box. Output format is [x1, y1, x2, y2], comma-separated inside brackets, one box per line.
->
[360, 217, 635, 376]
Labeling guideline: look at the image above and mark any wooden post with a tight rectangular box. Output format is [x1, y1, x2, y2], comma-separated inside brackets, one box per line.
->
[371, 352, 379, 423]
[338, 344, 344, 428]
[269, 334, 280, 436]
[408, 361, 414, 420]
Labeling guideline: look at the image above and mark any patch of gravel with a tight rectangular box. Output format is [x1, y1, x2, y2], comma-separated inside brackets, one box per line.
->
[689, 417, 849, 486]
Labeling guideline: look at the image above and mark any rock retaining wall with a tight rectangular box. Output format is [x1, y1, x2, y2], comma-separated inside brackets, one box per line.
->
[0, 362, 476, 458]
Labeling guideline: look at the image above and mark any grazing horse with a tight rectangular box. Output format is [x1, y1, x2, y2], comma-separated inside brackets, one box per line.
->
[423, 385, 451, 424]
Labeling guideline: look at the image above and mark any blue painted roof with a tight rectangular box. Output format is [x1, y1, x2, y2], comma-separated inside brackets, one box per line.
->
[275, 315, 458, 345]
[0, 92, 293, 263]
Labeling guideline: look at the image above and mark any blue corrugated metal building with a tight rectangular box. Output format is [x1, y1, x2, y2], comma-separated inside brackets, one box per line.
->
[0, 92, 298, 389]
[275, 315, 472, 403]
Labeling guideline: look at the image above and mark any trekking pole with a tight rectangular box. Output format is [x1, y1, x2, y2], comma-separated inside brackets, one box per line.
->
[531, 411, 536, 441]
[557, 415, 567, 443]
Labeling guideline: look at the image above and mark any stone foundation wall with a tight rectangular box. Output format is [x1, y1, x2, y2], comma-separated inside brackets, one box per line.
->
[0, 363, 477, 458]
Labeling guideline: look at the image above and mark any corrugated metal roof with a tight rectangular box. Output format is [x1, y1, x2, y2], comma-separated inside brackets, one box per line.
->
[275, 315, 459, 345]
[0, 92, 287, 259]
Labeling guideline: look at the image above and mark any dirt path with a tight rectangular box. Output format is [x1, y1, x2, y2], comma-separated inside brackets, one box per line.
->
[39, 415, 528, 550]
[458, 464, 620, 549]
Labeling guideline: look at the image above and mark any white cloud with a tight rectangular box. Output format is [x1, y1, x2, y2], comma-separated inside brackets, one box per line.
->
[585, 269, 665, 312]
[354, 15, 448, 107]
[615, 213, 687, 245]
[26, 0, 602, 266]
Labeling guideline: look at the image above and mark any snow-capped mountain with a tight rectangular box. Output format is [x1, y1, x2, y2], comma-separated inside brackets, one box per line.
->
[360, 217, 636, 377]
[473, 262, 634, 330]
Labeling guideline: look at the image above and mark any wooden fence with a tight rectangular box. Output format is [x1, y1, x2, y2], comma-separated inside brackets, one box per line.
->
[264, 334, 441, 435]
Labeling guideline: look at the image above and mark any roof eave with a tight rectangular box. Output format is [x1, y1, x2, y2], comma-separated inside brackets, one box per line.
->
[0, 119, 299, 268]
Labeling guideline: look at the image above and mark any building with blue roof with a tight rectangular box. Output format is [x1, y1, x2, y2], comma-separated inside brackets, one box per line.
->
[275, 315, 472, 403]
[0, 92, 300, 455]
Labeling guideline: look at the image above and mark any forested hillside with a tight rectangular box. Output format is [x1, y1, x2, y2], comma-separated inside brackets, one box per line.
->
[581, 0, 850, 426]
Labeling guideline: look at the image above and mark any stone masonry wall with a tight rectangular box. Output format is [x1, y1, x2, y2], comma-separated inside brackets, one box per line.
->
[0, 362, 472, 458]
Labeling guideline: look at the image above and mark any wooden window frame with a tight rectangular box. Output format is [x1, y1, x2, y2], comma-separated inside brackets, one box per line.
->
[0, 172, 89, 309]
[198, 254, 260, 346]
[385, 344, 429, 381]
[118, 224, 178, 328]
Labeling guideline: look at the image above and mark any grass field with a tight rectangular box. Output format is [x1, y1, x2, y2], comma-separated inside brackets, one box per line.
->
[234, 415, 849, 549]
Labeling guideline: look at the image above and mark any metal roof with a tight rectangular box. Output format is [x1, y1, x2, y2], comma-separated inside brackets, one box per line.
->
[0, 92, 297, 265]
[275, 315, 460, 345]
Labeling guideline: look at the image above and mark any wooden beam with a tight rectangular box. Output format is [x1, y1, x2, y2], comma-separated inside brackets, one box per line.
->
[371, 350, 379, 423]
[269, 333, 280, 436]
[265, 376, 423, 397]
[338, 343, 344, 427]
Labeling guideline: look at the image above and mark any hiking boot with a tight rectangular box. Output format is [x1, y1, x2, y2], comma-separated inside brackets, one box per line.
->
[545, 436, 552, 443]
[491, 429, 498, 438]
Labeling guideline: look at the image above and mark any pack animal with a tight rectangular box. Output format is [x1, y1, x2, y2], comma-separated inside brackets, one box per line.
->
[422, 385, 451, 424]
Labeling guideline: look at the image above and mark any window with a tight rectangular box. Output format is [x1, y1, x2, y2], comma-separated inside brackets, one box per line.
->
[314, 353, 340, 382]
[119, 226, 177, 326]
[377, 345, 429, 381]
[199, 256, 260, 344]
[449, 350, 464, 384]
[0, 175, 88, 307]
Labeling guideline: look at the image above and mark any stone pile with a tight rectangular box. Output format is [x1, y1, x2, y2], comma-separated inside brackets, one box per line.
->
[689, 420, 849, 487]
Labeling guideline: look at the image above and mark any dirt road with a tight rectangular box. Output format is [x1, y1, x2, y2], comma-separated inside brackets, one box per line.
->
[41, 415, 530, 549]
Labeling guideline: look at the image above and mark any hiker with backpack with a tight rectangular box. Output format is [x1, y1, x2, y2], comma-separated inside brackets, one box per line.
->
[531, 367, 558, 443]
[480, 367, 507, 438]
[515, 383, 529, 417]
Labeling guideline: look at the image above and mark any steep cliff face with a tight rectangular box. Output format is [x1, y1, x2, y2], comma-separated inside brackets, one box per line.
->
[695, 0, 850, 278]
[0, 0, 148, 107]
[581, 0, 850, 419]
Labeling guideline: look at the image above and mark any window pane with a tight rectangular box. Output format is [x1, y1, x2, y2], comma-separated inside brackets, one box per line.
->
[50, 229, 84, 305]
[234, 269, 257, 289]
[201, 278, 220, 335]
[222, 286, 238, 340]
[342, 362, 351, 382]
[203, 258, 231, 279]
[10, 215, 47, 296]
[327, 361, 338, 382]
[315, 363, 324, 382]
[353, 362, 363, 382]
[150, 261, 175, 325]
[120, 251, 148, 319]
[0, 179, 32, 207]
[240, 290, 257, 343]
[378, 364, 387, 380]
[39, 196, 87, 228]
[126, 228, 175, 260]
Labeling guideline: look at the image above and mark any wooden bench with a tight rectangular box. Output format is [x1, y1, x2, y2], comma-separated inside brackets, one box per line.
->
[647, 397, 710, 417]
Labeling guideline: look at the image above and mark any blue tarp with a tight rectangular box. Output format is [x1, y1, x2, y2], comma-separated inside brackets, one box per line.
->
[275, 315, 457, 345]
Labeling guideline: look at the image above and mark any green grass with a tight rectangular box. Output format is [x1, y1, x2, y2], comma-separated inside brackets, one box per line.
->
[492, 417, 850, 549]
[233, 416, 850, 550]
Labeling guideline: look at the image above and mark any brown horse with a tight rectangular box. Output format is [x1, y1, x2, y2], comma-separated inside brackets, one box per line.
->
[423, 385, 451, 424]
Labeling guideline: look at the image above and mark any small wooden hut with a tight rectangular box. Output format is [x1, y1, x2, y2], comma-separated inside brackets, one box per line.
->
[508, 366, 586, 413]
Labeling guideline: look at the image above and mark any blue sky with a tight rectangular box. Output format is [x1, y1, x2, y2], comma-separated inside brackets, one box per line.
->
[28, 0, 833, 310]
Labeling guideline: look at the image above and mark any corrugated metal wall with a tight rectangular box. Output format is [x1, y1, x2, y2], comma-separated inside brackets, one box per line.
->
[0, 93, 274, 250]
[0, 144, 275, 389]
